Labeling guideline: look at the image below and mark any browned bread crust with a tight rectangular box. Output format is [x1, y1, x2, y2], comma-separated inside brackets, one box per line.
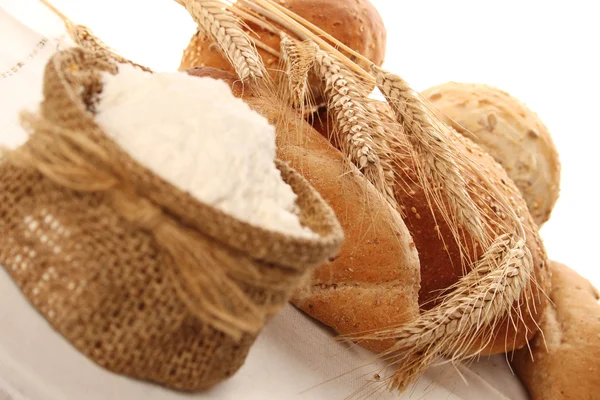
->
[312, 102, 551, 354]
[512, 262, 600, 400]
[422, 82, 561, 227]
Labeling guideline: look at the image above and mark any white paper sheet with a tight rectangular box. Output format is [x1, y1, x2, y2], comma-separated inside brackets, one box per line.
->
[0, 4, 530, 399]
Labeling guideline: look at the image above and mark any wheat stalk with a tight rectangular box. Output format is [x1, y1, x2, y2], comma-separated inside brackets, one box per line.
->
[235, 0, 374, 81]
[346, 232, 532, 390]
[371, 65, 487, 248]
[388, 354, 430, 394]
[355, 235, 528, 344]
[312, 48, 398, 207]
[279, 33, 316, 108]
[175, 0, 265, 81]
[313, 48, 376, 167]
[40, 0, 152, 72]
[67, 25, 153, 71]
[368, 102, 423, 203]
[364, 102, 403, 208]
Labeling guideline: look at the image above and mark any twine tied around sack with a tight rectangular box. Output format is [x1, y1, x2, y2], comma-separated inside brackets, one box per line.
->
[3, 48, 341, 341]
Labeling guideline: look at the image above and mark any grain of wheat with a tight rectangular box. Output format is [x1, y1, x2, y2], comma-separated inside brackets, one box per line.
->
[364, 102, 401, 208]
[66, 25, 152, 72]
[180, 0, 265, 81]
[360, 235, 529, 342]
[312, 49, 397, 207]
[314, 49, 375, 167]
[39, 0, 151, 72]
[279, 33, 316, 108]
[347, 232, 532, 390]
[369, 101, 423, 202]
[371, 65, 487, 247]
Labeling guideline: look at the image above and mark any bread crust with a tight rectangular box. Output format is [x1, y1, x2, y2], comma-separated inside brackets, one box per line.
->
[179, 0, 387, 77]
[403, 128, 550, 354]
[512, 262, 600, 400]
[312, 102, 551, 354]
[422, 82, 561, 226]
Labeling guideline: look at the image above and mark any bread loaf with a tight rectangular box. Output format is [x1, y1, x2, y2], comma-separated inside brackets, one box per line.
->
[512, 262, 600, 400]
[179, 0, 386, 100]
[186, 67, 421, 352]
[312, 102, 551, 354]
[422, 83, 561, 226]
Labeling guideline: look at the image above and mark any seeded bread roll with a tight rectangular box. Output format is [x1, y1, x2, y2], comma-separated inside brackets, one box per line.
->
[186, 67, 421, 353]
[512, 262, 600, 400]
[422, 83, 561, 226]
[312, 103, 550, 354]
[179, 0, 386, 102]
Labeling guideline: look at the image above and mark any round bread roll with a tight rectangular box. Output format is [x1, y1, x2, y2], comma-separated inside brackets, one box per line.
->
[179, 0, 386, 100]
[512, 261, 600, 400]
[186, 67, 421, 353]
[312, 103, 551, 355]
[422, 82, 561, 227]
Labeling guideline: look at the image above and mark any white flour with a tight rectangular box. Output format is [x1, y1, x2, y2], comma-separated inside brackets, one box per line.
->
[95, 63, 315, 238]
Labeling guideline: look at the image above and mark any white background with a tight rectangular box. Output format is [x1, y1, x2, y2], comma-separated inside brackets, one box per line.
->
[3, 0, 597, 287]
[0, 1, 599, 399]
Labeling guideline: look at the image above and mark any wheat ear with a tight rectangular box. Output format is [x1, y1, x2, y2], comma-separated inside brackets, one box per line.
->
[364, 102, 404, 208]
[279, 33, 316, 108]
[175, 0, 265, 81]
[312, 48, 397, 207]
[68, 25, 153, 71]
[371, 65, 487, 246]
[40, 0, 151, 71]
[346, 232, 532, 390]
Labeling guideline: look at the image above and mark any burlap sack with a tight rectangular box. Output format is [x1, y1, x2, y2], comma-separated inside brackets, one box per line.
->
[0, 47, 343, 391]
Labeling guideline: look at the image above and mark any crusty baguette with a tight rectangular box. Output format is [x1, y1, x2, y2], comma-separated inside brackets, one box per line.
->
[422, 82, 561, 227]
[312, 102, 551, 355]
[511, 262, 600, 400]
[186, 67, 421, 352]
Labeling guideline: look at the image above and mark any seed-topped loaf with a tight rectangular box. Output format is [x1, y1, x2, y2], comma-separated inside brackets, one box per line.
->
[422, 82, 561, 226]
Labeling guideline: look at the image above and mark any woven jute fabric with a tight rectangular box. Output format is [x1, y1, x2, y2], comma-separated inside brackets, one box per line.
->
[0, 47, 343, 391]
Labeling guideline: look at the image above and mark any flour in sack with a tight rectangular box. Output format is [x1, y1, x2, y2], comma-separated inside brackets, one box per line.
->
[95, 63, 315, 238]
